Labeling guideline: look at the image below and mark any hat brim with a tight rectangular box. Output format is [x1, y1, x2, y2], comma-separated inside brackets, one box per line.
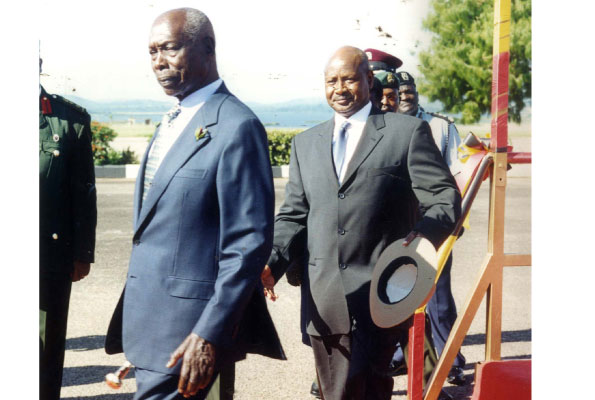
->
[369, 237, 437, 328]
[369, 59, 403, 71]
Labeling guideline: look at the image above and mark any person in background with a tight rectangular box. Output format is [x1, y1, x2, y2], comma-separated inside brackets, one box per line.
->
[365, 50, 452, 393]
[396, 71, 460, 167]
[394, 70, 466, 386]
[369, 76, 384, 110]
[364, 48, 403, 73]
[374, 70, 400, 113]
[365, 48, 402, 114]
[39, 58, 97, 400]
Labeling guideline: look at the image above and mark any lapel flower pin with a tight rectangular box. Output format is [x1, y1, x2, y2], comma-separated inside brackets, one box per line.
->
[195, 126, 208, 141]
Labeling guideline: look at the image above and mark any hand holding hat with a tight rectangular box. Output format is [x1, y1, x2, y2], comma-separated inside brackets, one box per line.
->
[369, 233, 437, 328]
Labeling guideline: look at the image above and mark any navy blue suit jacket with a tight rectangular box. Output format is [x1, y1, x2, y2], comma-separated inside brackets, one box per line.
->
[119, 84, 283, 374]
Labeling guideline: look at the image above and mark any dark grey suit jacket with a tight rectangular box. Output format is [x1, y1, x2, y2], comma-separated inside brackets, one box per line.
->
[267, 107, 461, 336]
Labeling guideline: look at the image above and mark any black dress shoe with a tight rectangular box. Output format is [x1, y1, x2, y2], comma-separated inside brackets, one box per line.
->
[310, 379, 321, 398]
[387, 359, 408, 377]
[447, 366, 466, 386]
[438, 390, 454, 400]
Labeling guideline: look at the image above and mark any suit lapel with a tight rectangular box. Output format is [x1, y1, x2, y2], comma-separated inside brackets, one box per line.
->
[340, 109, 385, 189]
[134, 84, 231, 235]
[315, 119, 340, 191]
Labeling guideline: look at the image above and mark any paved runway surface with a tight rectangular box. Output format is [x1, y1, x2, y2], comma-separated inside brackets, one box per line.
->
[60, 170, 531, 399]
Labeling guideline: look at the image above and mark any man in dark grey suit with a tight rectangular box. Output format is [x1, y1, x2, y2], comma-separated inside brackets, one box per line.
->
[262, 46, 461, 399]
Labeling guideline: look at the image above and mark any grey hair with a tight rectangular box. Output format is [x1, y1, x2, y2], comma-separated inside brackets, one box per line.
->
[180, 8, 215, 51]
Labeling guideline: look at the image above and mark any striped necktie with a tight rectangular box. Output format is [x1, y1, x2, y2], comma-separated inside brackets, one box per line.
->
[142, 103, 181, 203]
[166, 103, 181, 127]
[333, 120, 350, 182]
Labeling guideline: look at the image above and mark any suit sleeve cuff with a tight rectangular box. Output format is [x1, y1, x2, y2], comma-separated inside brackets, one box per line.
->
[267, 248, 288, 284]
[414, 220, 452, 249]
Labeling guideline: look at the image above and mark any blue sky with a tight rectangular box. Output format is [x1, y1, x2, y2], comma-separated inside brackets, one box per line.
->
[39, 0, 434, 103]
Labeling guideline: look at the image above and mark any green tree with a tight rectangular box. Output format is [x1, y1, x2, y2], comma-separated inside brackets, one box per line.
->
[267, 129, 302, 166]
[91, 121, 117, 165]
[418, 0, 531, 124]
[91, 122, 139, 165]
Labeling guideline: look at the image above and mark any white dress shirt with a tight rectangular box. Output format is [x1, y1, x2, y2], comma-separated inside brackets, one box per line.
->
[148, 78, 223, 170]
[332, 101, 372, 184]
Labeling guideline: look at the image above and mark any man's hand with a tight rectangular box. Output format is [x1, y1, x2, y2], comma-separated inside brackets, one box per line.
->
[71, 260, 90, 282]
[402, 231, 426, 247]
[261, 265, 278, 301]
[166, 333, 215, 398]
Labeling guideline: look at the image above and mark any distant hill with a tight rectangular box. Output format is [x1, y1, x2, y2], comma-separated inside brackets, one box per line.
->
[63, 94, 529, 127]
[248, 98, 329, 112]
[63, 94, 329, 115]
[63, 95, 174, 114]
[64, 95, 333, 127]
[247, 98, 332, 127]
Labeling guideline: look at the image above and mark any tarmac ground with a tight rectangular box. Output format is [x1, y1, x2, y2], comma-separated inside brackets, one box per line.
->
[60, 157, 531, 399]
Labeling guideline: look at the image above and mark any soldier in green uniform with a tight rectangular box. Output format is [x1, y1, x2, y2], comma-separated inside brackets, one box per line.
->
[39, 75, 97, 400]
[374, 70, 400, 113]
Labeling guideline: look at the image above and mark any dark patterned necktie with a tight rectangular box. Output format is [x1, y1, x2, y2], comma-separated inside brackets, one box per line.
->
[165, 102, 181, 127]
[142, 103, 181, 203]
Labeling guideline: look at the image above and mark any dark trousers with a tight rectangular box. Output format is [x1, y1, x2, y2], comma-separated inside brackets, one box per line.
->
[310, 316, 436, 400]
[426, 254, 466, 368]
[40, 277, 72, 400]
[134, 364, 235, 400]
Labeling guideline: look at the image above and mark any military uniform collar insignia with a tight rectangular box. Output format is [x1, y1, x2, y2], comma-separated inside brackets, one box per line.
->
[41, 95, 52, 115]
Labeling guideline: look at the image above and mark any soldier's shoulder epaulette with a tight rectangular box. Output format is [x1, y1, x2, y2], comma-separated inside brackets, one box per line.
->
[427, 111, 454, 124]
[50, 94, 89, 118]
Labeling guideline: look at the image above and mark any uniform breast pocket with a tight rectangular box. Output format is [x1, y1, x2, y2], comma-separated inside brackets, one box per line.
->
[40, 140, 65, 178]
[174, 168, 207, 179]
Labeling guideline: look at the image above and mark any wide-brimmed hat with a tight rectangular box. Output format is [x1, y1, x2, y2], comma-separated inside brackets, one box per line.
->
[369, 237, 437, 328]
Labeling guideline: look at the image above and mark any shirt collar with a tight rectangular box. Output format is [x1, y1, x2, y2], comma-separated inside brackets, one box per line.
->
[416, 106, 424, 118]
[179, 78, 223, 109]
[334, 101, 372, 129]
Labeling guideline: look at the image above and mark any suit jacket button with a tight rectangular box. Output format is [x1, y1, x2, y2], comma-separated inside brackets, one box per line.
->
[338, 228, 345, 235]
[339, 263, 347, 270]
[52, 233, 58, 240]
[338, 192, 345, 199]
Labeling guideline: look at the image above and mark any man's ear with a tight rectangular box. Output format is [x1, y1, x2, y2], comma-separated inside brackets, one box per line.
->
[366, 70, 374, 90]
[203, 37, 215, 56]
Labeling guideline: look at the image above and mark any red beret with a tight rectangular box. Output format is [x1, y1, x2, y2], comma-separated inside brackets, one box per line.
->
[364, 48, 403, 72]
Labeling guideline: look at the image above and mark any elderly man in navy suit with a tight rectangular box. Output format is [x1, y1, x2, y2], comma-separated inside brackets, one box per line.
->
[114, 8, 283, 399]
